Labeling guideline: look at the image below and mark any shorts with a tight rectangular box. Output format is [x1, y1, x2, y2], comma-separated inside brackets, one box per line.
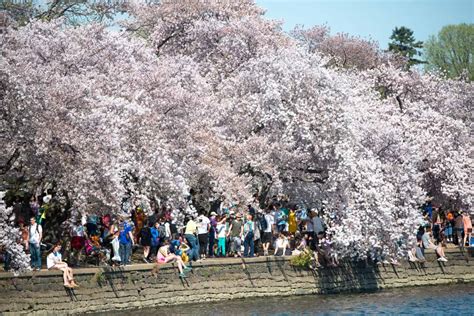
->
[262, 232, 272, 244]
[157, 252, 166, 263]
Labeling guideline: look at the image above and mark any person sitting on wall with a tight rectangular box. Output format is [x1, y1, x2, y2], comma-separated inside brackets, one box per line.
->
[274, 233, 289, 256]
[47, 243, 78, 288]
[156, 240, 192, 279]
[422, 227, 448, 262]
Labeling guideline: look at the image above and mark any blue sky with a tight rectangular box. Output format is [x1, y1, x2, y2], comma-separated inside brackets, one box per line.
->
[255, 0, 473, 49]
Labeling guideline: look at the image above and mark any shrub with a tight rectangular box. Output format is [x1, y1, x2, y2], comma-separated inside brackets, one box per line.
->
[290, 250, 313, 269]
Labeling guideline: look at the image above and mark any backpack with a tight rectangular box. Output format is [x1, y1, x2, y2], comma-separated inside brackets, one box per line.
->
[158, 224, 166, 238]
[299, 209, 308, 221]
[259, 215, 268, 231]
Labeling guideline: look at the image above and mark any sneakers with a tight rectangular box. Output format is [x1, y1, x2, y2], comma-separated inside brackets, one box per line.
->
[437, 257, 448, 262]
[179, 272, 187, 278]
[390, 259, 400, 266]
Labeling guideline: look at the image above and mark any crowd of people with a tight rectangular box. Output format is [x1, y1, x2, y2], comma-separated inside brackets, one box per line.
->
[406, 202, 473, 263]
[1, 194, 473, 282]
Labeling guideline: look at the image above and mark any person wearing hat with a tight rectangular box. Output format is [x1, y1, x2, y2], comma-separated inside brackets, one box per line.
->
[228, 213, 244, 257]
[243, 213, 255, 257]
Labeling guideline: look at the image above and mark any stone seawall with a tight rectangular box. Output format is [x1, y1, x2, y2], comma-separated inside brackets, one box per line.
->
[0, 248, 473, 315]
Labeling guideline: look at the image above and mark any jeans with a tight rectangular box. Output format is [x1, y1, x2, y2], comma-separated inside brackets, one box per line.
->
[4, 251, 11, 271]
[243, 232, 254, 257]
[208, 228, 215, 257]
[185, 234, 200, 261]
[231, 236, 242, 253]
[416, 246, 425, 260]
[119, 242, 132, 265]
[29, 242, 41, 269]
[445, 225, 453, 237]
[454, 228, 464, 245]
[277, 223, 286, 233]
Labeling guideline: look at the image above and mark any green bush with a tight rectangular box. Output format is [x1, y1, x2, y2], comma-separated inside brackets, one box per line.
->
[290, 250, 313, 269]
[93, 270, 106, 285]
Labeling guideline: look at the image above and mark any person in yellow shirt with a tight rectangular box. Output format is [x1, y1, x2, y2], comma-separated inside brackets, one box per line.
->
[288, 208, 297, 235]
[184, 217, 199, 261]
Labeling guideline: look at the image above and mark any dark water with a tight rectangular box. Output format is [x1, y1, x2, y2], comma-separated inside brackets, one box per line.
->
[100, 284, 474, 315]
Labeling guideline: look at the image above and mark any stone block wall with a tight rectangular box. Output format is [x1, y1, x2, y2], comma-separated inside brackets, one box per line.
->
[0, 248, 472, 315]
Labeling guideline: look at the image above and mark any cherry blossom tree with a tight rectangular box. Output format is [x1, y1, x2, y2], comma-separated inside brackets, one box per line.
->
[291, 24, 396, 70]
[0, 192, 30, 273]
[1, 0, 472, 270]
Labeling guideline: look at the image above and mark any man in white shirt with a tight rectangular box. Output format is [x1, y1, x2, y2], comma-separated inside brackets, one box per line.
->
[197, 214, 210, 259]
[262, 210, 275, 256]
[29, 217, 43, 271]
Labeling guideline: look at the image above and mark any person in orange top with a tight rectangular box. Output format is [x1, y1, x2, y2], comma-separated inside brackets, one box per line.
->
[17, 220, 29, 251]
[461, 211, 472, 247]
[444, 210, 454, 243]
[133, 207, 146, 242]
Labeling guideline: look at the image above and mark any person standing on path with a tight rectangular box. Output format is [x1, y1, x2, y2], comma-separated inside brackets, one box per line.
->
[288, 208, 297, 235]
[184, 217, 200, 262]
[208, 212, 217, 258]
[454, 212, 464, 246]
[139, 220, 152, 263]
[216, 216, 227, 257]
[243, 213, 255, 258]
[197, 213, 210, 259]
[228, 213, 243, 257]
[262, 209, 274, 256]
[118, 218, 134, 266]
[461, 211, 472, 247]
[29, 217, 43, 271]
